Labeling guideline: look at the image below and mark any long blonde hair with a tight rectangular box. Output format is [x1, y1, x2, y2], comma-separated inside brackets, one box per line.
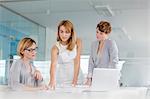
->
[57, 20, 76, 51]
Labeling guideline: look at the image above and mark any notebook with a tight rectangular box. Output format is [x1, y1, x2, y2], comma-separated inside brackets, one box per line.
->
[90, 68, 120, 91]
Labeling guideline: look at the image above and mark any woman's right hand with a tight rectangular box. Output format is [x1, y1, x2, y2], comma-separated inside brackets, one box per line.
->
[36, 84, 48, 90]
[48, 81, 56, 90]
[84, 78, 92, 86]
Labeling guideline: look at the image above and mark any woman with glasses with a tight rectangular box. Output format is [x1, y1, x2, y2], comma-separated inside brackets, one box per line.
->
[8, 37, 47, 91]
[85, 20, 119, 86]
[49, 20, 83, 89]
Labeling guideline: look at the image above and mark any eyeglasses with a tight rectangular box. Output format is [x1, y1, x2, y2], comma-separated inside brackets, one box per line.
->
[24, 47, 38, 52]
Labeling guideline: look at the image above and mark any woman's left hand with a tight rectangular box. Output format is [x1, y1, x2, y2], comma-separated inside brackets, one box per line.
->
[72, 79, 77, 87]
[34, 70, 43, 80]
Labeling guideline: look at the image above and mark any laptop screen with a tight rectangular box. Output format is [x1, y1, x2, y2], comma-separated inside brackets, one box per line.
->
[91, 68, 120, 91]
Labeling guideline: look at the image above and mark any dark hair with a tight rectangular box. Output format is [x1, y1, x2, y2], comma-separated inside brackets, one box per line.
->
[97, 21, 112, 34]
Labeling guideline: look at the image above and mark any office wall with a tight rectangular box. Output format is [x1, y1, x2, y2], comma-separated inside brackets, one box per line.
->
[45, 8, 149, 60]
[0, 5, 46, 60]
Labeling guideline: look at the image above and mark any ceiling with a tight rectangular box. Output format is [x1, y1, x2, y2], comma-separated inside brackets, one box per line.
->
[0, 0, 150, 57]
[0, 0, 149, 27]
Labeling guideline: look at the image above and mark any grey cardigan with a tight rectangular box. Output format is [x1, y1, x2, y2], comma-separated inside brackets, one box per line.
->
[88, 39, 119, 78]
[8, 59, 43, 90]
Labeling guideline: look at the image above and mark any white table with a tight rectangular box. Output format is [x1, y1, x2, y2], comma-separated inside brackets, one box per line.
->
[0, 85, 148, 99]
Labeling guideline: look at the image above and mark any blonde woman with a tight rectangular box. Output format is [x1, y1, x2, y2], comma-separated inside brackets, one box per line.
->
[9, 37, 47, 91]
[49, 20, 82, 89]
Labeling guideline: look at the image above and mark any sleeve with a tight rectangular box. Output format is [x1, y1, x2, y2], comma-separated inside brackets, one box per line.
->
[8, 60, 24, 90]
[87, 42, 95, 78]
[109, 40, 119, 68]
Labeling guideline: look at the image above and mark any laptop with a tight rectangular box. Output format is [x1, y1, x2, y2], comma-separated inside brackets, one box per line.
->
[90, 68, 120, 91]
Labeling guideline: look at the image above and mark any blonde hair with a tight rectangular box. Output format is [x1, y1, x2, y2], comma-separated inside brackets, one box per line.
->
[57, 20, 76, 51]
[97, 21, 112, 34]
[17, 37, 36, 58]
